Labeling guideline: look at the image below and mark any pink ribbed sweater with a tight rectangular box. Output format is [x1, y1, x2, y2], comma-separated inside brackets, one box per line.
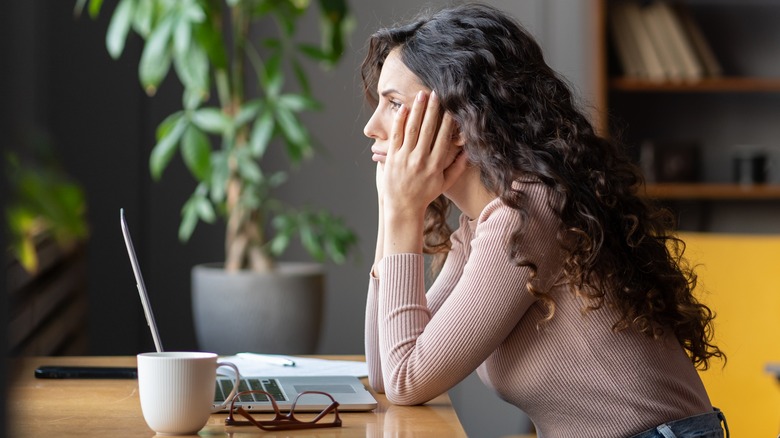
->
[365, 181, 713, 437]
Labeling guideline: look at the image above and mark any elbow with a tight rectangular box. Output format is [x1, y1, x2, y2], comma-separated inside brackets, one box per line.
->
[384, 385, 435, 406]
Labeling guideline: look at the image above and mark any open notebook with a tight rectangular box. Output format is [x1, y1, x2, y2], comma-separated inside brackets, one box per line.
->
[120, 208, 377, 412]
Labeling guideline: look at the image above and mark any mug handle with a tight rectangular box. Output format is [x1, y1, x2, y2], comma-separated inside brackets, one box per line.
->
[212, 361, 241, 412]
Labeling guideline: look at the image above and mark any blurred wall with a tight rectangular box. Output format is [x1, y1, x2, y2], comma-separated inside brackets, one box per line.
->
[5, 1, 598, 436]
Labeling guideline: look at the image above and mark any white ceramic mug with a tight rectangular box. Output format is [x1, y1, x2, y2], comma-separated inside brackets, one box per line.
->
[137, 352, 240, 435]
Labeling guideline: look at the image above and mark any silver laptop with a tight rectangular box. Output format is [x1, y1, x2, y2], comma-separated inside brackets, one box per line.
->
[120, 208, 377, 412]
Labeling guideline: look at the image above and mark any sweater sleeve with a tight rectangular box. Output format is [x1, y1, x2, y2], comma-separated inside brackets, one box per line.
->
[365, 216, 472, 394]
[377, 197, 558, 405]
[364, 276, 385, 393]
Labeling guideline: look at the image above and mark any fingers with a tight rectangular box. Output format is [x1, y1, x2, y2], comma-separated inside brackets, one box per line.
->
[389, 90, 461, 174]
[390, 91, 442, 155]
[413, 91, 442, 153]
[404, 92, 425, 149]
[389, 104, 408, 153]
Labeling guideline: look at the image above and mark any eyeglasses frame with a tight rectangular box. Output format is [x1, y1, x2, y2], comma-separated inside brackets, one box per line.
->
[224, 389, 342, 431]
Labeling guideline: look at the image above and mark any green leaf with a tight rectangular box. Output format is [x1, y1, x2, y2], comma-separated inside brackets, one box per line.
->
[323, 217, 357, 263]
[173, 14, 192, 58]
[274, 106, 311, 163]
[209, 151, 229, 203]
[174, 41, 209, 95]
[269, 232, 291, 257]
[105, 0, 134, 59]
[181, 125, 211, 181]
[235, 100, 263, 128]
[277, 94, 320, 112]
[191, 108, 230, 134]
[317, 0, 351, 65]
[18, 237, 38, 273]
[139, 14, 175, 94]
[299, 221, 325, 261]
[262, 52, 284, 97]
[252, 0, 275, 15]
[277, 94, 321, 113]
[237, 156, 262, 184]
[268, 171, 287, 187]
[89, 0, 104, 18]
[269, 214, 295, 256]
[182, 0, 206, 22]
[249, 107, 275, 158]
[273, 4, 298, 37]
[195, 194, 216, 223]
[182, 86, 205, 110]
[179, 196, 199, 242]
[132, 0, 154, 37]
[262, 38, 282, 50]
[155, 110, 184, 140]
[150, 115, 187, 180]
[291, 58, 311, 95]
[291, 0, 311, 11]
[192, 17, 227, 70]
[296, 43, 331, 62]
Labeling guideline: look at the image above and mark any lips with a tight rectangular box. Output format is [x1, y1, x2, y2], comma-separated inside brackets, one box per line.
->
[371, 145, 387, 163]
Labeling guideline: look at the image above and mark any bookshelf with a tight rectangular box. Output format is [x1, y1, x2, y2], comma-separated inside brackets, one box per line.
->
[644, 183, 780, 200]
[611, 77, 780, 93]
[602, 0, 780, 209]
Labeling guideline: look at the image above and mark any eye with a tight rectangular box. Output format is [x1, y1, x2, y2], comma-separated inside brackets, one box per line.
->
[388, 99, 402, 111]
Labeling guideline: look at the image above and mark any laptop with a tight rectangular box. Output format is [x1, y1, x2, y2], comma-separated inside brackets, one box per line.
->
[120, 209, 377, 412]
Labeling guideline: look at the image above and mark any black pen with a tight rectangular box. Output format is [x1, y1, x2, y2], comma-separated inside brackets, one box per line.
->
[34, 365, 138, 379]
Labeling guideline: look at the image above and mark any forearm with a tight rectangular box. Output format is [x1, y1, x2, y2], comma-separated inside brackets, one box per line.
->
[382, 207, 425, 257]
[372, 202, 385, 277]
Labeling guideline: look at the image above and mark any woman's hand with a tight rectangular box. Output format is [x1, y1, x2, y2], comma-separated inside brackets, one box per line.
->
[381, 91, 468, 217]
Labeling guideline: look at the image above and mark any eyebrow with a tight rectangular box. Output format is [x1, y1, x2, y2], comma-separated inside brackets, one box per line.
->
[380, 88, 405, 98]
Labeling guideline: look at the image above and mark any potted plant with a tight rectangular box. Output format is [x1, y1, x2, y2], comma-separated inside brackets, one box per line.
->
[77, 0, 357, 354]
[6, 148, 89, 275]
[6, 139, 90, 354]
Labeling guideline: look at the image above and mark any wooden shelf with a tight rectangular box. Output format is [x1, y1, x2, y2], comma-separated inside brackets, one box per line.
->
[643, 183, 780, 200]
[610, 77, 780, 93]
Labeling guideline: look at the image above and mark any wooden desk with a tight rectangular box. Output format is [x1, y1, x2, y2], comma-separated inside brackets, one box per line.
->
[7, 356, 467, 437]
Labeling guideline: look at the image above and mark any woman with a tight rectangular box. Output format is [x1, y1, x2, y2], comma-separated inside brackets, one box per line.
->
[361, 3, 727, 438]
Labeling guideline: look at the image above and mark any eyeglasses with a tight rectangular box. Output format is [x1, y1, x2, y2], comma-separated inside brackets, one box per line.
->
[225, 390, 342, 431]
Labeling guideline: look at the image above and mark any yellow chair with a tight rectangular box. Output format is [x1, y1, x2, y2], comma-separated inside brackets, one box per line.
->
[679, 232, 780, 437]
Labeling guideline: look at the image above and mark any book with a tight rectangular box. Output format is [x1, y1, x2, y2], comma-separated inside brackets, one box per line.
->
[609, 2, 646, 78]
[623, 1, 667, 82]
[673, 2, 723, 77]
[641, 1, 684, 81]
[656, 1, 704, 81]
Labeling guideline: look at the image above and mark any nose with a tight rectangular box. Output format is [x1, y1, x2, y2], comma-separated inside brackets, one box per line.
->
[363, 107, 385, 140]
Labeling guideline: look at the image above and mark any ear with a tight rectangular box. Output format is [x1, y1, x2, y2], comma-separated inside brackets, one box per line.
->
[451, 121, 466, 146]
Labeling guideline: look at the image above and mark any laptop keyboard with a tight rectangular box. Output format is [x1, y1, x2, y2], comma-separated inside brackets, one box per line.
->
[215, 378, 287, 403]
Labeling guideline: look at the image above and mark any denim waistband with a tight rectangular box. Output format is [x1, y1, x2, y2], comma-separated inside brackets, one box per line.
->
[630, 408, 729, 438]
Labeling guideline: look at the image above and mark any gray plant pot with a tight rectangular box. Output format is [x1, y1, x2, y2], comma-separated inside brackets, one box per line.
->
[191, 262, 324, 355]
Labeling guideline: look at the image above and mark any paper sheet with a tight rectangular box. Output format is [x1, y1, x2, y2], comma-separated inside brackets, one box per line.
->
[218, 354, 368, 378]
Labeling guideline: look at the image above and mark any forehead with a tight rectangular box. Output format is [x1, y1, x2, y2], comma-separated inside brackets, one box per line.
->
[377, 49, 425, 93]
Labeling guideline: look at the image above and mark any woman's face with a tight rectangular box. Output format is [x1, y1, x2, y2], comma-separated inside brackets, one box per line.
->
[363, 49, 429, 163]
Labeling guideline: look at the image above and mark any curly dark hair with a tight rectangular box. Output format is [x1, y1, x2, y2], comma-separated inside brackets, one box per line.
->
[361, 3, 723, 369]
